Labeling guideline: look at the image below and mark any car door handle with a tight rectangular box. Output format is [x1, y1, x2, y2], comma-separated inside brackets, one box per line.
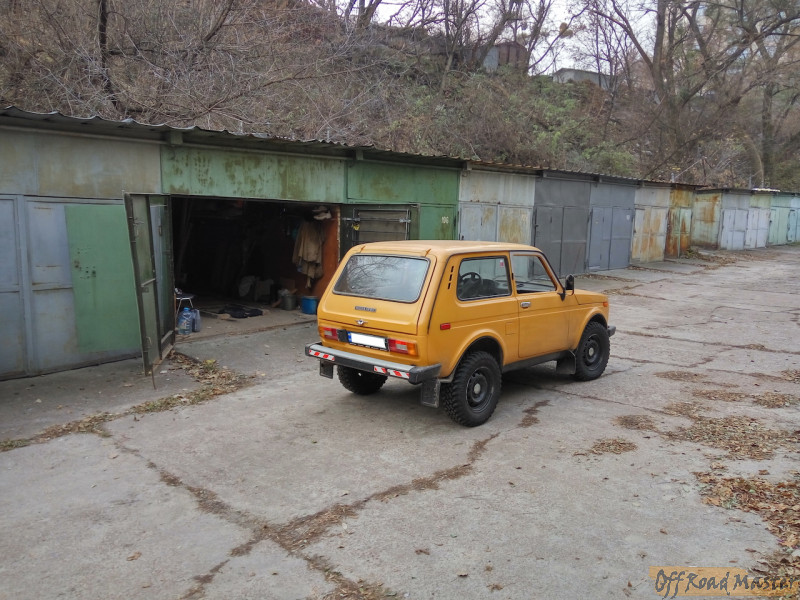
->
[520, 301, 531, 308]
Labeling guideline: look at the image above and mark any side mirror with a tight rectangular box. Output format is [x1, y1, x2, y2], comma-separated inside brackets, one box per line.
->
[565, 274, 575, 293]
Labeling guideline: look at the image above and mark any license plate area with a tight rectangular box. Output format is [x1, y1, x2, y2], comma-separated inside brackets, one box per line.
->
[347, 332, 387, 350]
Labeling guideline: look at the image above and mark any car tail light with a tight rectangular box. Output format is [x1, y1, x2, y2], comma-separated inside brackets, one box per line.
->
[388, 338, 418, 356]
[321, 326, 339, 340]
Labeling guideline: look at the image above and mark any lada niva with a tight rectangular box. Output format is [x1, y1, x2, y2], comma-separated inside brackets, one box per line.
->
[305, 240, 615, 426]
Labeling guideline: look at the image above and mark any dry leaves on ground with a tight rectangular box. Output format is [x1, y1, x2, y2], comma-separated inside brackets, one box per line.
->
[666, 416, 798, 460]
[1, 353, 250, 451]
[655, 371, 710, 383]
[692, 388, 799, 408]
[780, 370, 800, 384]
[754, 392, 800, 408]
[663, 401, 707, 418]
[692, 389, 751, 403]
[615, 415, 657, 431]
[590, 438, 638, 454]
[696, 472, 800, 578]
[616, 403, 797, 461]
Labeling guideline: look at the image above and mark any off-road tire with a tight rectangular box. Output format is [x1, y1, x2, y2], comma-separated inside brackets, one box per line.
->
[573, 321, 610, 381]
[337, 366, 387, 395]
[441, 351, 501, 427]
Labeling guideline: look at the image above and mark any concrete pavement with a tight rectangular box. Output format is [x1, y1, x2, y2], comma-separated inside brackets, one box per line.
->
[1, 246, 799, 600]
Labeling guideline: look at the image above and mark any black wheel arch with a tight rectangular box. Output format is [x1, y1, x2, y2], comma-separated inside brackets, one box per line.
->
[460, 336, 503, 373]
[575, 313, 608, 349]
[587, 313, 607, 329]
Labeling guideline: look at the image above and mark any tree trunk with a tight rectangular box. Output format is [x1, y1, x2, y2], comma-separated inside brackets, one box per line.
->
[96, 0, 118, 110]
[761, 82, 776, 187]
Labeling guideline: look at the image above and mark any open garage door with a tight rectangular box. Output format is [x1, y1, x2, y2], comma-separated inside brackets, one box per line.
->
[125, 193, 175, 376]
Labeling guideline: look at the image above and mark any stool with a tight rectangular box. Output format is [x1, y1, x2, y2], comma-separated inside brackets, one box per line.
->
[175, 289, 195, 313]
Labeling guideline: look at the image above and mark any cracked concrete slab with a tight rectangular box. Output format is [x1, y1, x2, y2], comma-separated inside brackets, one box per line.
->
[0, 358, 202, 441]
[104, 374, 494, 524]
[199, 539, 334, 600]
[179, 322, 319, 378]
[302, 394, 776, 600]
[0, 435, 249, 600]
[608, 333, 721, 368]
[700, 347, 800, 378]
[1, 246, 799, 600]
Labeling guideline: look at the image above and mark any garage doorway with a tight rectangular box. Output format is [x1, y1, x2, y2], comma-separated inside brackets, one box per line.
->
[171, 195, 338, 308]
[127, 195, 338, 374]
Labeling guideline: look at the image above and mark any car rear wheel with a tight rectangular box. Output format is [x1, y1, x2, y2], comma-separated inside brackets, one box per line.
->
[442, 351, 501, 427]
[337, 366, 387, 395]
[573, 321, 610, 381]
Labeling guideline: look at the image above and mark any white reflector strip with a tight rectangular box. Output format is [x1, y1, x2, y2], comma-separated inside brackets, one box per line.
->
[310, 350, 335, 361]
[374, 365, 410, 379]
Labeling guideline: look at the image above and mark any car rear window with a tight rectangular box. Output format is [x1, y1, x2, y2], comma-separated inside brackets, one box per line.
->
[333, 254, 430, 302]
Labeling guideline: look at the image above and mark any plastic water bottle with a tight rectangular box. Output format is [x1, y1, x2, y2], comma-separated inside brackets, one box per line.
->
[190, 308, 201, 332]
[178, 307, 192, 335]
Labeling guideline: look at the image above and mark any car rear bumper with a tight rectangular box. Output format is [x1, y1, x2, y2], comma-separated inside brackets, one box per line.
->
[305, 342, 441, 384]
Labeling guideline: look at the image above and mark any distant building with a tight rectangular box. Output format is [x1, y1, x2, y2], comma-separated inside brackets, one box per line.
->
[482, 41, 530, 72]
[552, 68, 611, 90]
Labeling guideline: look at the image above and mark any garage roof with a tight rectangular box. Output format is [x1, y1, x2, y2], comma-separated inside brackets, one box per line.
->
[0, 106, 676, 185]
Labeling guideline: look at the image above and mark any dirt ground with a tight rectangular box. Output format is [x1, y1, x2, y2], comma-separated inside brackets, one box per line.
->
[1, 246, 799, 600]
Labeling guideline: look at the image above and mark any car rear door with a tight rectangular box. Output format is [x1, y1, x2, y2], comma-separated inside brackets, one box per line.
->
[429, 254, 519, 363]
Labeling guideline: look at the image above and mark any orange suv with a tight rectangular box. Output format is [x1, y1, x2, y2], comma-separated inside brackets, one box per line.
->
[305, 241, 615, 426]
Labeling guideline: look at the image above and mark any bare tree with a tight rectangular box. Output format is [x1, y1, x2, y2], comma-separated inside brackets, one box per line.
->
[696, 1, 800, 186]
[573, 0, 800, 184]
[3, 0, 800, 188]
[0, 0, 380, 131]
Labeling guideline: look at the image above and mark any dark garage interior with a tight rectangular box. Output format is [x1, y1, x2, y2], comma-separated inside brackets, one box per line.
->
[170, 196, 338, 312]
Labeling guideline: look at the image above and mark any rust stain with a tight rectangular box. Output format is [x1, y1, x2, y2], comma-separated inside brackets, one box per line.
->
[632, 207, 667, 262]
[694, 194, 721, 223]
[678, 209, 691, 255]
[665, 215, 678, 258]
[669, 188, 693, 208]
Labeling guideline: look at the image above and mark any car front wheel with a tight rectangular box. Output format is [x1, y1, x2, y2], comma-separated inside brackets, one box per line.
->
[573, 321, 610, 381]
[442, 351, 501, 427]
[337, 366, 387, 395]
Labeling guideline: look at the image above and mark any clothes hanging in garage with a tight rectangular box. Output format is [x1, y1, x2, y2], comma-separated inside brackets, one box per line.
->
[292, 220, 325, 287]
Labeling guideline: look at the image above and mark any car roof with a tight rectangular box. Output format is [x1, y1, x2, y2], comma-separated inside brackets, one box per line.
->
[350, 240, 541, 256]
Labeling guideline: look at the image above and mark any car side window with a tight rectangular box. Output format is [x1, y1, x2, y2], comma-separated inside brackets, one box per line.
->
[457, 257, 511, 300]
[510, 253, 557, 294]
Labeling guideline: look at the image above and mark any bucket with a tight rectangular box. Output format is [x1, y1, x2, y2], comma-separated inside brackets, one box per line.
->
[301, 296, 319, 315]
[280, 294, 296, 310]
